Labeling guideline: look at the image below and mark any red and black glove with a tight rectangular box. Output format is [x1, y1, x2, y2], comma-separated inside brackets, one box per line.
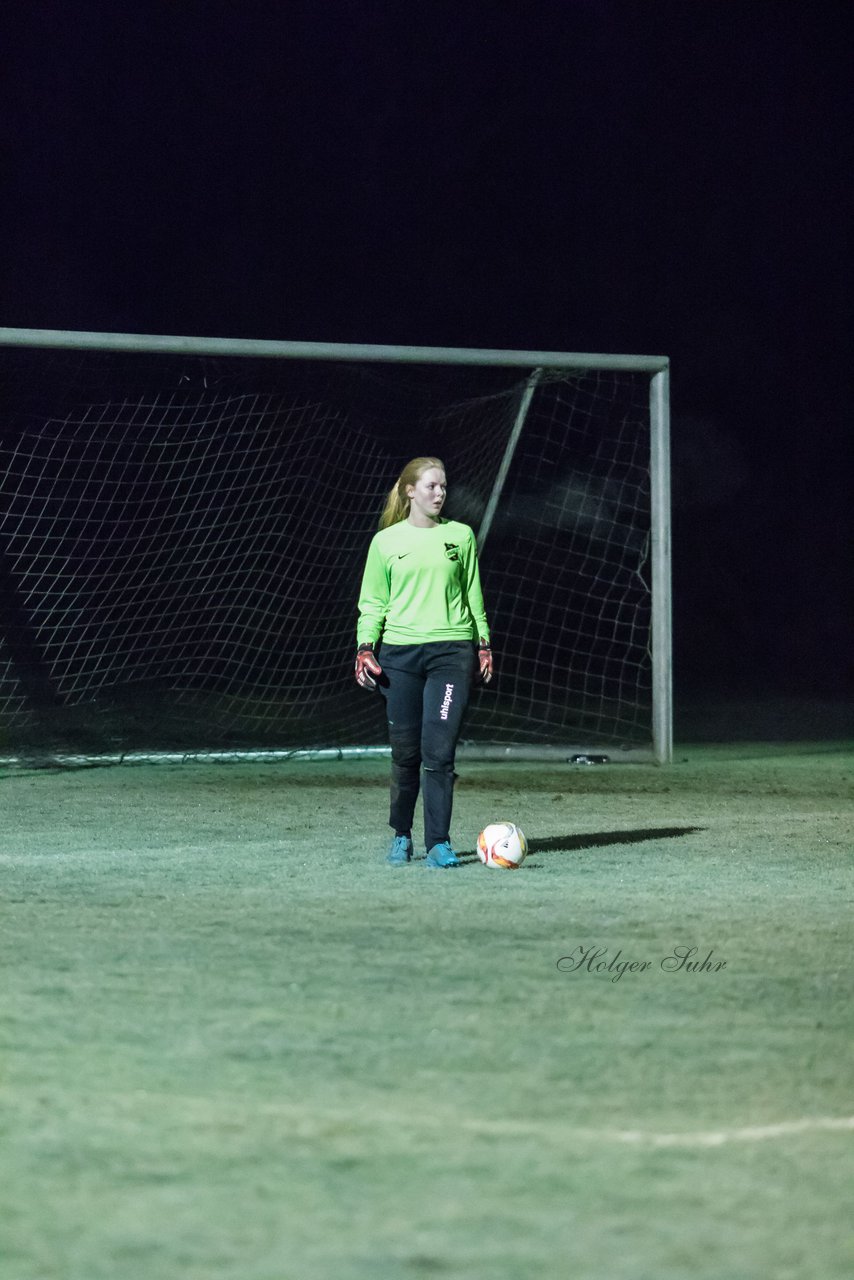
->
[355, 643, 383, 690]
[477, 639, 493, 685]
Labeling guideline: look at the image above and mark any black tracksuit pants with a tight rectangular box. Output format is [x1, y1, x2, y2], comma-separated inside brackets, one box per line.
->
[377, 641, 474, 851]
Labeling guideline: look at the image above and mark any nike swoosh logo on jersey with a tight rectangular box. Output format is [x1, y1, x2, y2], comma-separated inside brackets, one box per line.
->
[397, 553, 410, 559]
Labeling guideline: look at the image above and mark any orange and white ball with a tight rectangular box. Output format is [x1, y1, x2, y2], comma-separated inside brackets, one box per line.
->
[476, 822, 528, 869]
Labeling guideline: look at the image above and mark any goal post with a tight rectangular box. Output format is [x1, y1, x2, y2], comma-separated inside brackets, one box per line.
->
[650, 367, 673, 765]
[0, 327, 671, 765]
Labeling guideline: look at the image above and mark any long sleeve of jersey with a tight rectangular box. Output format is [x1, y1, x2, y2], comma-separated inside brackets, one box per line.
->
[356, 519, 490, 647]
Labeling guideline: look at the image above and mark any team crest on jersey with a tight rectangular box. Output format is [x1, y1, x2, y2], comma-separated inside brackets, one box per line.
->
[444, 542, 460, 562]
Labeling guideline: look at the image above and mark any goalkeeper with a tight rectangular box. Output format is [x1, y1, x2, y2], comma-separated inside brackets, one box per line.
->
[355, 456, 493, 868]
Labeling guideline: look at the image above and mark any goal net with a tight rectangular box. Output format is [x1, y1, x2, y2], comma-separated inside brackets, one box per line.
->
[0, 330, 671, 764]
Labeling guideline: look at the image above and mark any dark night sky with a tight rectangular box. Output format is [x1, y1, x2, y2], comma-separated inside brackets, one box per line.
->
[2, 0, 852, 714]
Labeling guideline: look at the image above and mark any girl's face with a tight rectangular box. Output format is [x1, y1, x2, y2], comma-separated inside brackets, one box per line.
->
[406, 466, 447, 523]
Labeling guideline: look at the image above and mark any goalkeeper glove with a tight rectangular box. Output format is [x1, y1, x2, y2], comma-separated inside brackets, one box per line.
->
[355, 643, 383, 691]
[477, 640, 493, 685]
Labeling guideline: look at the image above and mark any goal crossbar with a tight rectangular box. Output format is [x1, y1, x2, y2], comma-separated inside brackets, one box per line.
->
[0, 327, 669, 374]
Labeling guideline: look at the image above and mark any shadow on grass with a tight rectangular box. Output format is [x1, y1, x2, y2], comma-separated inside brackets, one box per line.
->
[453, 826, 704, 864]
[529, 825, 704, 854]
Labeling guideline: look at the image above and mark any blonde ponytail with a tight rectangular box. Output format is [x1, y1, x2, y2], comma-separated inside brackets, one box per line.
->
[378, 456, 445, 529]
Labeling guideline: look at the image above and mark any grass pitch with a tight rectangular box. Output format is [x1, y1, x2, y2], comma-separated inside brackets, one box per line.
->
[2, 743, 853, 1279]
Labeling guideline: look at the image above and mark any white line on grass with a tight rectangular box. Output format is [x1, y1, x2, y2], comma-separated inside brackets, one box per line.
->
[13, 1086, 852, 1151]
[584, 1117, 854, 1148]
[446, 1115, 854, 1147]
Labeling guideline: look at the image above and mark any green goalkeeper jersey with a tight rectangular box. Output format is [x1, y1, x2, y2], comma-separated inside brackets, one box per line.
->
[357, 518, 490, 647]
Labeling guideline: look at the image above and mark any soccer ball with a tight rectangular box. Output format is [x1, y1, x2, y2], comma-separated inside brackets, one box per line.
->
[477, 821, 528, 869]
